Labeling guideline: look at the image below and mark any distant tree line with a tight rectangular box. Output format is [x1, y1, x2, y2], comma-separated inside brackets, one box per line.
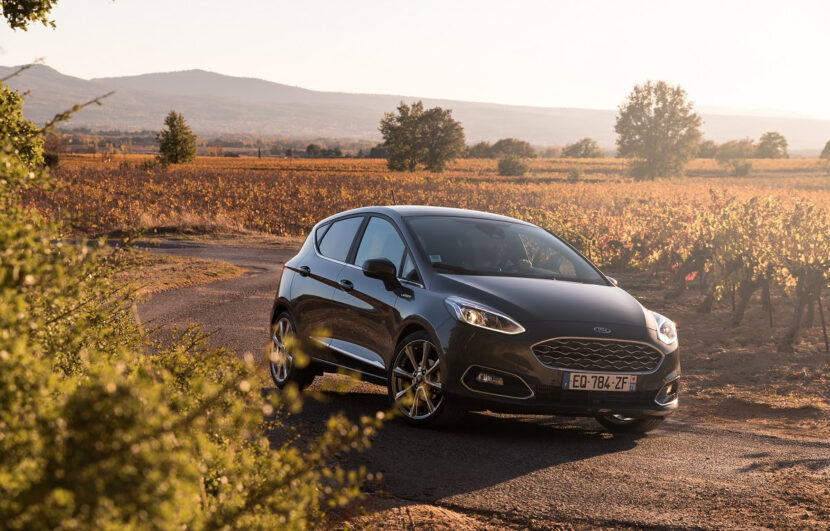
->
[696, 132, 790, 160]
[466, 138, 537, 158]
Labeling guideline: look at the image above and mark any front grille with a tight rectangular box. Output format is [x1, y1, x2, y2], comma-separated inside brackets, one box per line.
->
[532, 338, 663, 373]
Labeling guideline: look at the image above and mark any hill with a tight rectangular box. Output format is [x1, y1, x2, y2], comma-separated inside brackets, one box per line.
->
[3, 64, 829, 151]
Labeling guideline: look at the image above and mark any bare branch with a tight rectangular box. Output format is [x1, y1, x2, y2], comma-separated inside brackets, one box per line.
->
[0, 59, 44, 83]
[40, 91, 115, 133]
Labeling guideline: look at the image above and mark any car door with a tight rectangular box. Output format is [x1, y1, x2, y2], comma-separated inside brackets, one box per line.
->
[329, 215, 408, 376]
[289, 215, 364, 364]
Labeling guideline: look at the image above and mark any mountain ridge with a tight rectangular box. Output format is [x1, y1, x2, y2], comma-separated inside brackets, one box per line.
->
[3, 64, 829, 152]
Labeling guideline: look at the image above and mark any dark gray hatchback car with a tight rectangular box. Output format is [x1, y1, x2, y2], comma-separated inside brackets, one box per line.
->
[269, 206, 679, 433]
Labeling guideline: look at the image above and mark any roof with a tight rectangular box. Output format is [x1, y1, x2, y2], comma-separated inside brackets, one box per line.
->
[324, 205, 531, 225]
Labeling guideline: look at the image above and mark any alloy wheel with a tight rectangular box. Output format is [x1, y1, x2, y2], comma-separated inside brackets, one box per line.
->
[270, 316, 293, 384]
[391, 339, 444, 420]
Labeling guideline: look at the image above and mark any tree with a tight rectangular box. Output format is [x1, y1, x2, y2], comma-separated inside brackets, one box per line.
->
[821, 141, 830, 159]
[305, 143, 322, 157]
[490, 138, 536, 158]
[562, 138, 602, 158]
[615, 81, 702, 180]
[756, 131, 788, 158]
[696, 139, 718, 158]
[157, 111, 197, 164]
[379, 101, 465, 172]
[467, 141, 492, 158]
[716, 138, 757, 160]
[1, 0, 58, 30]
[419, 106, 466, 171]
[367, 143, 387, 158]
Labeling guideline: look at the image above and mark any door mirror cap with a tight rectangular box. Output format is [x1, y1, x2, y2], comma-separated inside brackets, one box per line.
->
[606, 276, 619, 287]
[363, 258, 398, 284]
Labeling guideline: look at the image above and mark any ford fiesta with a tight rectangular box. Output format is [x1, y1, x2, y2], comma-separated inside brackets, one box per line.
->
[268, 206, 679, 433]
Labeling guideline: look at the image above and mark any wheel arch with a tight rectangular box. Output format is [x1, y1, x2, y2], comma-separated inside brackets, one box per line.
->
[395, 317, 443, 353]
[270, 297, 294, 327]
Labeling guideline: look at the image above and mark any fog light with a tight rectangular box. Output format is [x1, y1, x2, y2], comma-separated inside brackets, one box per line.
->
[655, 379, 679, 406]
[476, 372, 504, 386]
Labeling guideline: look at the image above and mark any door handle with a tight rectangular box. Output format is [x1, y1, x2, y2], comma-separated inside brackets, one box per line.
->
[339, 279, 354, 292]
[298, 266, 311, 277]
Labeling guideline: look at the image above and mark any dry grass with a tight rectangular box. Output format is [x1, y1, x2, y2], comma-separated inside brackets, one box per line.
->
[119, 250, 245, 296]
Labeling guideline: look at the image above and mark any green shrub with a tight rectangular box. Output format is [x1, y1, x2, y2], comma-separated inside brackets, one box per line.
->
[567, 168, 583, 182]
[721, 159, 753, 177]
[0, 84, 381, 529]
[497, 155, 529, 176]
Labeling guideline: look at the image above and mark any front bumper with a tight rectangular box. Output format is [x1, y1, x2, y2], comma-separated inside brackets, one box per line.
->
[436, 318, 681, 418]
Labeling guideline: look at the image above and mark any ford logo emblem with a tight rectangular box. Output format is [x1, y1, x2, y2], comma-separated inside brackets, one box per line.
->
[594, 326, 612, 334]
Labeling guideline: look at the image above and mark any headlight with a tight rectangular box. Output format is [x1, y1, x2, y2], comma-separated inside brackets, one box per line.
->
[445, 296, 525, 335]
[651, 311, 677, 345]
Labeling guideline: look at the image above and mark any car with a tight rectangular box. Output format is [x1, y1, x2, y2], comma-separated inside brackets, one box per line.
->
[268, 206, 679, 433]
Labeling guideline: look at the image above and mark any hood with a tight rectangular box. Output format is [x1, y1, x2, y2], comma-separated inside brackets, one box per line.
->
[434, 274, 650, 329]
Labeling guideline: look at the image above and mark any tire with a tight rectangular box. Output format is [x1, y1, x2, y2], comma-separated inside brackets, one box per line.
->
[269, 312, 316, 390]
[387, 331, 463, 428]
[595, 414, 664, 434]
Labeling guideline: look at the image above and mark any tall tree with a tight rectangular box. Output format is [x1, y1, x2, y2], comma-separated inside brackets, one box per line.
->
[379, 101, 465, 172]
[419, 106, 465, 171]
[562, 138, 603, 158]
[157, 111, 197, 164]
[756, 131, 788, 158]
[615, 81, 702, 180]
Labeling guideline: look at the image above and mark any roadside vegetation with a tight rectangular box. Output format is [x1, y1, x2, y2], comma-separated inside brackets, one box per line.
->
[1, 4, 381, 529]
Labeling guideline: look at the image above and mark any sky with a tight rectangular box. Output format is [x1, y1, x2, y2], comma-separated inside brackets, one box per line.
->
[1, 0, 829, 119]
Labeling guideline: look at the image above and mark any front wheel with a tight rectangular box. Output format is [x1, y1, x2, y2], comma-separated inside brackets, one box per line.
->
[269, 312, 316, 390]
[388, 332, 462, 427]
[595, 414, 664, 434]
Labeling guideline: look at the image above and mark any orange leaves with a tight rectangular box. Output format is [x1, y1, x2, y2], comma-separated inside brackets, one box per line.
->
[20, 154, 830, 292]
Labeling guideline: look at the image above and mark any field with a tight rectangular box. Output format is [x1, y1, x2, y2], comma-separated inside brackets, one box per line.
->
[24, 154, 830, 356]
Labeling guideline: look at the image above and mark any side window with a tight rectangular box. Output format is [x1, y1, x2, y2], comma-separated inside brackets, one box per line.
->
[318, 216, 363, 262]
[400, 253, 421, 283]
[315, 223, 330, 246]
[354, 217, 406, 274]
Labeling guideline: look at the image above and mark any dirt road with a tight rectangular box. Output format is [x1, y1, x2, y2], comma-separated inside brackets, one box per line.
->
[137, 241, 830, 530]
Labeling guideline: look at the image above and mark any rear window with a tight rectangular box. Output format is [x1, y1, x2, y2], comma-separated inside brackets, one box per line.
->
[317, 216, 363, 262]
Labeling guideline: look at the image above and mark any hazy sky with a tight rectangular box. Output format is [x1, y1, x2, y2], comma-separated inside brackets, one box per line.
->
[1, 0, 828, 119]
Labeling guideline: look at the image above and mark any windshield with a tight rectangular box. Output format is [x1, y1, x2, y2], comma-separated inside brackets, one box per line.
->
[405, 216, 607, 285]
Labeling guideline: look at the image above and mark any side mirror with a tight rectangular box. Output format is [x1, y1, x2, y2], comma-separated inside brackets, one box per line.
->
[363, 258, 399, 289]
[606, 276, 619, 287]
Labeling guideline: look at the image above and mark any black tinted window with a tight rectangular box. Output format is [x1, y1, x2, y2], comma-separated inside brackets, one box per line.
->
[354, 217, 406, 274]
[318, 216, 363, 262]
[405, 216, 605, 284]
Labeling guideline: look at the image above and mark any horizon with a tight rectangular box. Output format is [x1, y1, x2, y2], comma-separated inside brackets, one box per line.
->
[3, 62, 822, 121]
[1, 0, 828, 120]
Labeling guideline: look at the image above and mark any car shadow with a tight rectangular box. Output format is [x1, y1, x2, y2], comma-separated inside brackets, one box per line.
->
[265, 379, 646, 505]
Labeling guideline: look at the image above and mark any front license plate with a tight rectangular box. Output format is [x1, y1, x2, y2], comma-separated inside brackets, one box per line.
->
[563, 372, 637, 392]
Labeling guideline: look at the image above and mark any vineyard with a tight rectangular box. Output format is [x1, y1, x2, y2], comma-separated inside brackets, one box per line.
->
[25, 155, 830, 351]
